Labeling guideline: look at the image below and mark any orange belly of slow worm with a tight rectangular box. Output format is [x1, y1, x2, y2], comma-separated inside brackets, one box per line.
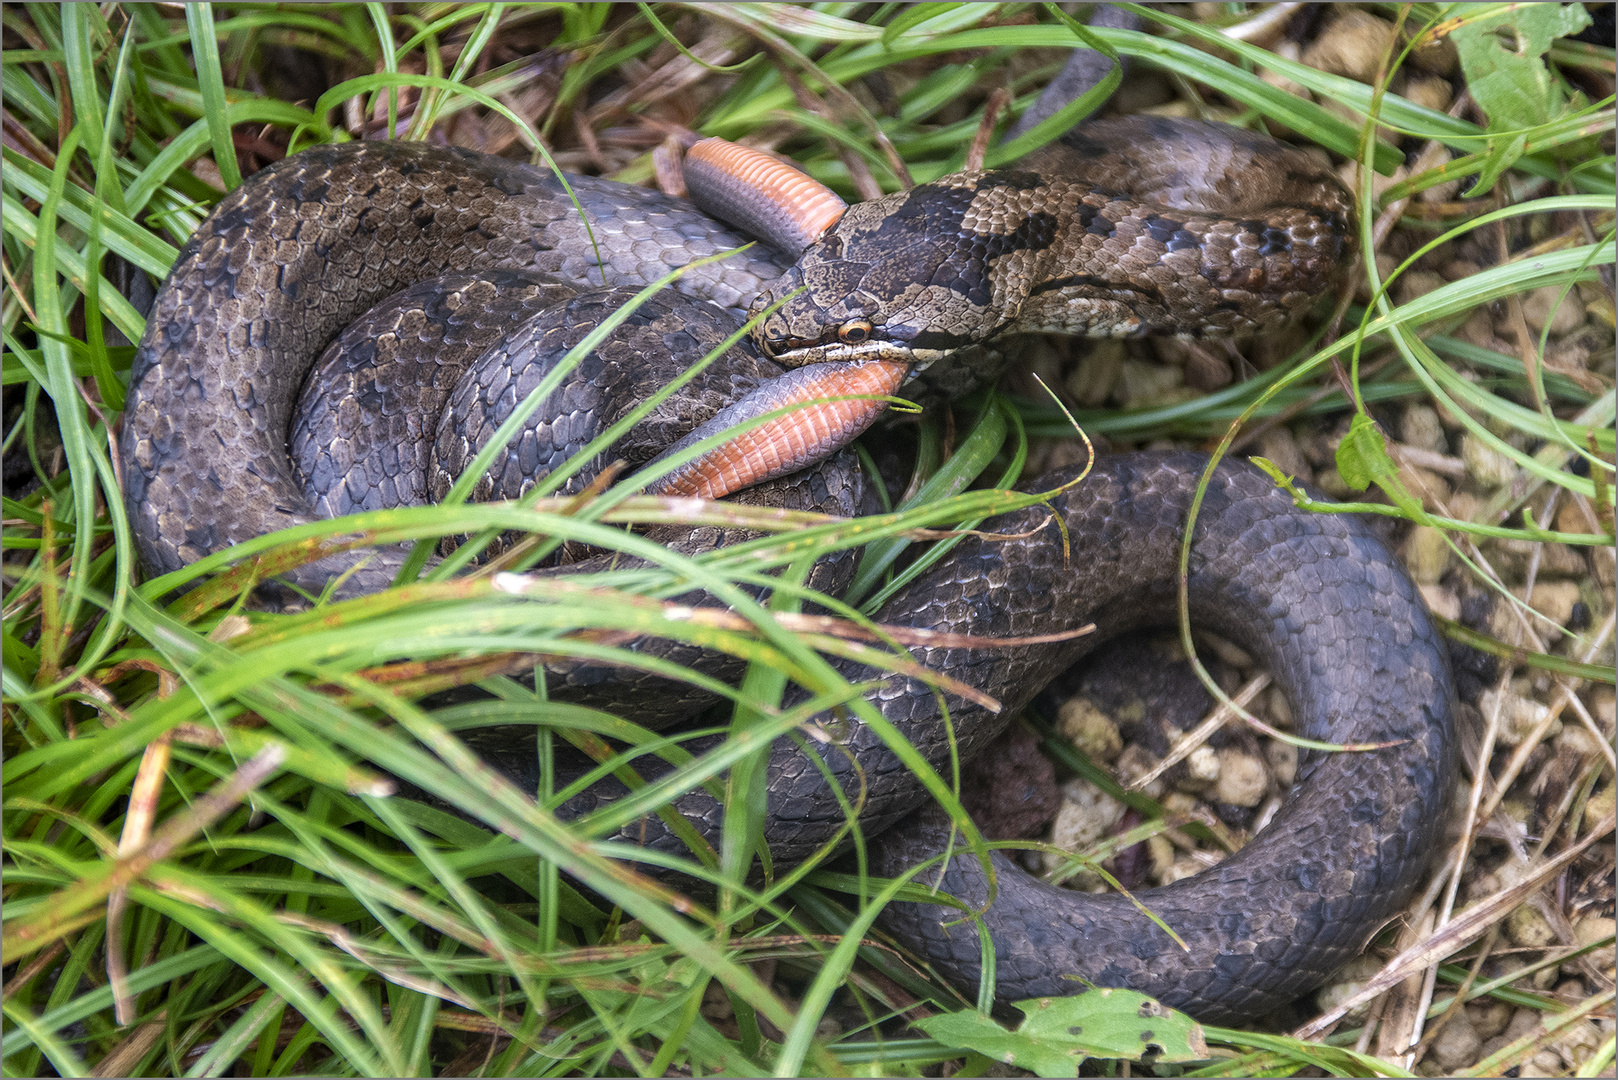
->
[654, 360, 909, 500]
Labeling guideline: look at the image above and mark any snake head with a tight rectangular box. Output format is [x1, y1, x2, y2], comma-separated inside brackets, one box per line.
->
[749, 177, 1029, 374]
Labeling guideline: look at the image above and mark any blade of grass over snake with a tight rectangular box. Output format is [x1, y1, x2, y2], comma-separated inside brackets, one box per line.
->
[848, 395, 1012, 611]
[181, 5, 241, 190]
[431, 262, 788, 579]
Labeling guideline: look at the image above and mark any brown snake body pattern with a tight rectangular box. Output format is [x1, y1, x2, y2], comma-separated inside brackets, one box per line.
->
[120, 109, 1455, 1021]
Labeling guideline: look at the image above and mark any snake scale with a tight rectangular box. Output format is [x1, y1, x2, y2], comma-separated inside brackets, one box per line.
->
[120, 94, 1456, 1021]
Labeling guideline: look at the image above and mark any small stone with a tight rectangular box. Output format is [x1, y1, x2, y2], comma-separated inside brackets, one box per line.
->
[1516, 580, 1582, 630]
[1559, 723, 1606, 759]
[1182, 745, 1221, 790]
[1555, 496, 1595, 535]
[1442, 258, 1483, 282]
[1401, 403, 1448, 453]
[1315, 459, 1356, 499]
[1526, 1050, 1564, 1076]
[1162, 857, 1206, 885]
[1408, 32, 1458, 75]
[1303, 9, 1399, 82]
[1256, 427, 1310, 481]
[1045, 777, 1125, 871]
[1315, 954, 1386, 1019]
[1395, 269, 1448, 305]
[1585, 784, 1614, 833]
[1116, 358, 1193, 409]
[1196, 634, 1254, 670]
[1146, 835, 1176, 881]
[1264, 739, 1299, 788]
[1213, 749, 1268, 807]
[1398, 462, 1451, 512]
[1057, 697, 1123, 762]
[1521, 285, 1586, 336]
[1536, 541, 1591, 579]
[1402, 73, 1454, 115]
[1181, 342, 1234, 391]
[1455, 306, 1504, 348]
[1506, 904, 1558, 949]
[1460, 433, 1517, 488]
[1593, 689, 1615, 729]
[1113, 744, 1165, 799]
[1066, 340, 1125, 406]
[1574, 915, 1616, 951]
[1502, 1005, 1547, 1043]
[1404, 525, 1453, 584]
[1162, 791, 1198, 815]
[1424, 1013, 1482, 1072]
[1266, 687, 1293, 729]
[1466, 998, 1514, 1040]
[1417, 585, 1459, 623]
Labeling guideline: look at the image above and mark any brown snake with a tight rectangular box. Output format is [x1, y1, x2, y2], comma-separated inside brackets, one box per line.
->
[119, 106, 1455, 1022]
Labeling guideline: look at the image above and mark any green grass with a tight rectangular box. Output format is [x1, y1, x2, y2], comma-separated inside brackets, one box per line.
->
[3, 3, 1615, 1077]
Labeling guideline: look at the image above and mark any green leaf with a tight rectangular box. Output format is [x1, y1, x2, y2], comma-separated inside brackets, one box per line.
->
[1449, 3, 1593, 193]
[915, 991, 1208, 1077]
[1335, 414, 1428, 520]
[1334, 413, 1398, 492]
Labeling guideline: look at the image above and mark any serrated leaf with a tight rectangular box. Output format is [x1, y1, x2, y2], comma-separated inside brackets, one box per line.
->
[915, 990, 1208, 1077]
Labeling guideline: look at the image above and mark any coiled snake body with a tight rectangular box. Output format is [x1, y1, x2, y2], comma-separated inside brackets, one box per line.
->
[121, 114, 1455, 1022]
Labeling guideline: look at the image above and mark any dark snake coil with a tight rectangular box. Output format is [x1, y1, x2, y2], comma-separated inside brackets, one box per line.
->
[120, 114, 1455, 1022]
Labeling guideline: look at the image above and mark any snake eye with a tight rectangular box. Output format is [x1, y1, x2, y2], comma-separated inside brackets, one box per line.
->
[837, 320, 872, 344]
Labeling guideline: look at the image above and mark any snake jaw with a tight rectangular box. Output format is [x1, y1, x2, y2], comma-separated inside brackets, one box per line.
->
[763, 336, 932, 374]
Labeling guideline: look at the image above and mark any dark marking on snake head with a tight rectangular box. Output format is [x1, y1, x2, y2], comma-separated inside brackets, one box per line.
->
[942, 210, 1060, 305]
[1166, 229, 1200, 253]
[1259, 227, 1291, 257]
[1144, 217, 1185, 245]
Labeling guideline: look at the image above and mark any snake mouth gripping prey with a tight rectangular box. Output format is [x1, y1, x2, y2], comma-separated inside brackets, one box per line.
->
[120, 61, 1454, 1023]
